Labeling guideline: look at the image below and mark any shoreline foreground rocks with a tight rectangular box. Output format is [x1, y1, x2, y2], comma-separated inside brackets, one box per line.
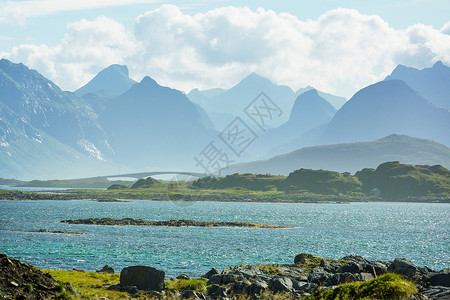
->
[1, 252, 449, 299]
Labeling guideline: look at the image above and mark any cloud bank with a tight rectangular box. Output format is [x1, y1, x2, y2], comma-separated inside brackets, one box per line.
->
[2, 5, 450, 97]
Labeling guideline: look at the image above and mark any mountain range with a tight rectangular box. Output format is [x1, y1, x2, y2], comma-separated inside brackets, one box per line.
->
[224, 134, 450, 175]
[0, 58, 448, 180]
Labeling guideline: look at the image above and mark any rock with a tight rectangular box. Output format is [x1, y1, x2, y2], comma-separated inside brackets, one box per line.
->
[207, 274, 222, 285]
[359, 272, 374, 281]
[202, 267, 219, 279]
[365, 261, 388, 276]
[327, 273, 358, 285]
[248, 281, 268, 296]
[388, 258, 420, 278]
[420, 286, 450, 299]
[182, 290, 206, 299]
[207, 284, 228, 298]
[177, 273, 190, 280]
[231, 280, 251, 294]
[0, 253, 77, 300]
[423, 269, 450, 287]
[292, 280, 308, 291]
[120, 266, 165, 291]
[338, 262, 363, 273]
[97, 265, 114, 274]
[294, 253, 321, 265]
[308, 272, 331, 284]
[221, 274, 237, 284]
[296, 275, 308, 282]
[270, 277, 293, 293]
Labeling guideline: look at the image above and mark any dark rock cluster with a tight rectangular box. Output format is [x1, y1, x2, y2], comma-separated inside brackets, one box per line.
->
[0, 253, 78, 299]
[61, 218, 290, 228]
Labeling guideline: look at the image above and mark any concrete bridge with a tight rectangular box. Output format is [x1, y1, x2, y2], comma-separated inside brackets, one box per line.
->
[90, 171, 210, 180]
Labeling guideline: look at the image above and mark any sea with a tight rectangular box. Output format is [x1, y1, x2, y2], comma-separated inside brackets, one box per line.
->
[0, 198, 449, 277]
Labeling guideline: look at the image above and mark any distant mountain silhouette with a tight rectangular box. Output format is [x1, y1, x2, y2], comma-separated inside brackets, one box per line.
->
[100, 76, 217, 170]
[296, 86, 347, 109]
[385, 61, 450, 109]
[187, 73, 296, 128]
[0, 59, 111, 158]
[74, 64, 137, 97]
[319, 80, 450, 146]
[251, 89, 336, 157]
[224, 135, 450, 175]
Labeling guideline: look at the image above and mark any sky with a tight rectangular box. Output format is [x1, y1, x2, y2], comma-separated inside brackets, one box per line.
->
[0, 0, 449, 98]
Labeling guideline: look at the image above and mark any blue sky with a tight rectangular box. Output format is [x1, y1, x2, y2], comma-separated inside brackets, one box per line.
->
[1, 0, 449, 97]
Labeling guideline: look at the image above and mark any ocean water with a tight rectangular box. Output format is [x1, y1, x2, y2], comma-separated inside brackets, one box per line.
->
[0, 200, 449, 277]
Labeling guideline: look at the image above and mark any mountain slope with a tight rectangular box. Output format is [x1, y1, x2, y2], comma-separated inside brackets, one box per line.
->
[296, 86, 347, 109]
[319, 80, 450, 147]
[385, 61, 450, 109]
[100, 76, 217, 170]
[0, 59, 110, 159]
[74, 64, 137, 97]
[224, 135, 450, 175]
[0, 102, 120, 180]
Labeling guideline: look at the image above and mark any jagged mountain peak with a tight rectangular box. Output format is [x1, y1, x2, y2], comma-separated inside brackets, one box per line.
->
[74, 64, 137, 97]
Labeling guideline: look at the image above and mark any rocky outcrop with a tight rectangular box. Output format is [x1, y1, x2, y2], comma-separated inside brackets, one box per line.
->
[0, 253, 78, 299]
[61, 218, 291, 228]
[96, 265, 114, 274]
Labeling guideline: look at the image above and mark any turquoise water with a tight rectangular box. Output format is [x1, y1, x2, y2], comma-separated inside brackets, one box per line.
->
[0, 200, 449, 277]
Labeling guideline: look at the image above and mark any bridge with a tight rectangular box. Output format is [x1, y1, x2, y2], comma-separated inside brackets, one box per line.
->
[89, 171, 210, 180]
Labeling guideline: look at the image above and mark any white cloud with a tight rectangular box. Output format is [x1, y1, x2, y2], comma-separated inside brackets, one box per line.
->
[3, 5, 450, 97]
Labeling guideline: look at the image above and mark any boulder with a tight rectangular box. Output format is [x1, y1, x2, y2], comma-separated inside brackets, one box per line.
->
[337, 262, 363, 274]
[202, 267, 219, 279]
[388, 258, 420, 278]
[120, 266, 165, 291]
[248, 281, 268, 296]
[423, 269, 450, 287]
[207, 274, 222, 285]
[294, 253, 321, 265]
[207, 284, 228, 298]
[270, 277, 293, 293]
[97, 265, 114, 274]
[231, 280, 251, 294]
[308, 272, 331, 284]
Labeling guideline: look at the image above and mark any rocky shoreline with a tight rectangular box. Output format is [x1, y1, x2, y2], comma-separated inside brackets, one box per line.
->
[106, 254, 450, 299]
[2, 252, 449, 299]
[61, 218, 292, 228]
[1, 189, 449, 203]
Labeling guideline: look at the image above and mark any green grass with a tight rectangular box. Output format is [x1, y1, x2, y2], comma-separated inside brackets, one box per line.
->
[47, 270, 132, 300]
[304, 273, 417, 300]
[165, 279, 207, 292]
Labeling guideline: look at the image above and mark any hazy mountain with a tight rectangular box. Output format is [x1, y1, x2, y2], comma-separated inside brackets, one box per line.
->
[385, 61, 450, 109]
[0, 102, 120, 180]
[74, 64, 137, 97]
[319, 80, 450, 147]
[224, 135, 450, 175]
[296, 86, 347, 109]
[100, 76, 217, 170]
[0, 59, 111, 159]
[187, 73, 296, 128]
[251, 89, 336, 157]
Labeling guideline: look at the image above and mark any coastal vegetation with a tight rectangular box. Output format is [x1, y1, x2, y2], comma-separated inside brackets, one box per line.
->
[1, 162, 449, 202]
